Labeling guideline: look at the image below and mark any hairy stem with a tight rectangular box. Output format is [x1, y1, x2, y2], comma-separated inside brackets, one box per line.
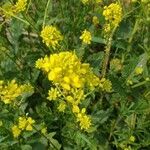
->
[101, 27, 116, 77]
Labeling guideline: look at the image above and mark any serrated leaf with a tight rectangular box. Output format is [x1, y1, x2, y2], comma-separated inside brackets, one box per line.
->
[47, 132, 61, 150]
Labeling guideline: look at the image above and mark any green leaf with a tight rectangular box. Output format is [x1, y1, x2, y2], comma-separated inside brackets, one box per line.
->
[21, 145, 32, 150]
[86, 51, 104, 75]
[92, 37, 106, 44]
[47, 132, 61, 150]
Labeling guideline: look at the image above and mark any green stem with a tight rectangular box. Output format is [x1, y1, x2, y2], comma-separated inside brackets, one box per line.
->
[32, 125, 59, 150]
[131, 80, 148, 88]
[101, 27, 117, 77]
[127, 19, 139, 53]
[43, 0, 51, 27]
[0, 8, 30, 25]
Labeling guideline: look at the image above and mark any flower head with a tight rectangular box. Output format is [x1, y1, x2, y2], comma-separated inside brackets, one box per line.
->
[135, 67, 143, 75]
[47, 88, 60, 101]
[12, 125, 21, 138]
[18, 116, 35, 131]
[80, 30, 92, 44]
[77, 109, 91, 130]
[0, 80, 33, 104]
[0, 80, 22, 104]
[35, 51, 100, 131]
[99, 78, 112, 92]
[13, 0, 27, 13]
[41, 25, 63, 49]
[36, 52, 99, 90]
[103, 3, 122, 27]
[129, 136, 135, 142]
[57, 102, 66, 112]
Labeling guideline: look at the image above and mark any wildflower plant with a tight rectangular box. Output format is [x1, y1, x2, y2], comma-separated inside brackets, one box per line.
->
[0, 0, 150, 149]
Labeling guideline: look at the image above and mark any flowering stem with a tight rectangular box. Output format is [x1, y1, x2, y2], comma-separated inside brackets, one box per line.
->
[0, 8, 30, 25]
[101, 27, 117, 77]
[43, 0, 51, 27]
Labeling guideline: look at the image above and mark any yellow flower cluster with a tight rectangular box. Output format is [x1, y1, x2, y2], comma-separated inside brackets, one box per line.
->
[36, 52, 112, 130]
[57, 101, 66, 112]
[135, 66, 143, 75]
[75, 107, 91, 130]
[129, 136, 135, 142]
[36, 52, 99, 90]
[12, 116, 35, 138]
[0, 80, 33, 104]
[103, 3, 122, 32]
[41, 25, 63, 49]
[13, 0, 27, 13]
[36, 52, 100, 130]
[1, 0, 27, 18]
[99, 78, 112, 92]
[47, 88, 61, 101]
[80, 29, 92, 44]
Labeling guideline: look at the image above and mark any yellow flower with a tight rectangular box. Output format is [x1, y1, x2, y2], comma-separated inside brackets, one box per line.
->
[18, 116, 35, 131]
[0, 80, 22, 104]
[18, 117, 27, 130]
[0, 80, 33, 104]
[100, 78, 112, 92]
[26, 117, 35, 131]
[103, 23, 111, 33]
[41, 25, 63, 49]
[61, 83, 71, 91]
[135, 67, 143, 75]
[12, 125, 21, 138]
[127, 79, 133, 85]
[72, 105, 80, 113]
[41, 127, 47, 135]
[66, 96, 74, 103]
[36, 52, 99, 91]
[80, 29, 92, 44]
[103, 3, 122, 29]
[47, 88, 60, 101]
[13, 0, 27, 13]
[77, 113, 91, 130]
[92, 16, 99, 26]
[35, 51, 100, 130]
[26, 124, 33, 131]
[57, 102, 66, 112]
[129, 136, 135, 142]
[27, 117, 35, 124]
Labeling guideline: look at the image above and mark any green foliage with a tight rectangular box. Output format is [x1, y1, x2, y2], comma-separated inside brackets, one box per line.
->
[0, 0, 150, 149]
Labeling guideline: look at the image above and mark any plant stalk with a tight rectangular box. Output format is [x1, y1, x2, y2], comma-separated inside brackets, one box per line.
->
[101, 27, 117, 77]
